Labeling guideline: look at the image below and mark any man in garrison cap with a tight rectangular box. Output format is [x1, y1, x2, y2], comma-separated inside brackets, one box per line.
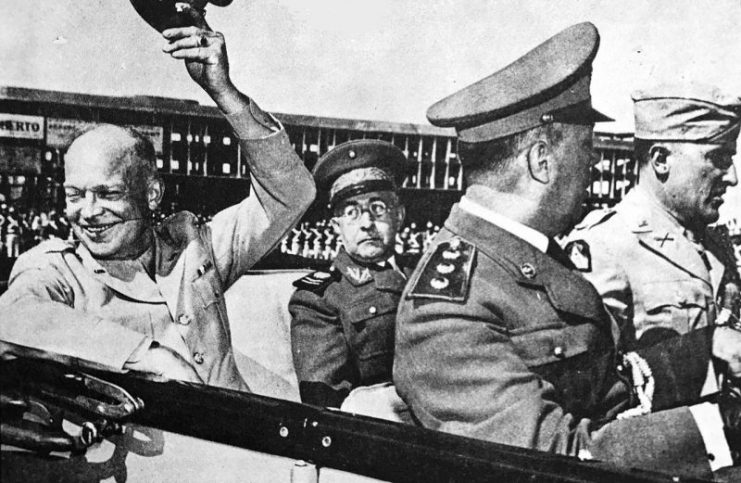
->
[0, 7, 315, 391]
[289, 140, 418, 410]
[566, 83, 740, 351]
[394, 23, 741, 479]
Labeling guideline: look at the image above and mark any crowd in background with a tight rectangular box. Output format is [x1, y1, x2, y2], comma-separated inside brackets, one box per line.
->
[1, 196, 740, 269]
[0, 200, 72, 260]
[278, 220, 442, 260]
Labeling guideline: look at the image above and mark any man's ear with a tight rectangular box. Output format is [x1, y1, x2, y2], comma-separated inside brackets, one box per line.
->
[395, 204, 406, 227]
[147, 178, 165, 211]
[330, 216, 341, 234]
[648, 144, 670, 177]
[526, 140, 551, 184]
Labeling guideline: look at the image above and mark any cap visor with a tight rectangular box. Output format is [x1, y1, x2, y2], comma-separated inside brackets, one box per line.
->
[591, 108, 614, 123]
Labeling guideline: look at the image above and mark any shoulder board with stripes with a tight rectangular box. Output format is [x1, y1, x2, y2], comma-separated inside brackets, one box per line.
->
[293, 270, 337, 293]
[406, 237, 476, 302]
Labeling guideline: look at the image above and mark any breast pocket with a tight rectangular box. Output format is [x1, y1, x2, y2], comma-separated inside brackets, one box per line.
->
[342, 294, 398, 361]
[511, 323, 617, 416]
[639, 279, 710, 334]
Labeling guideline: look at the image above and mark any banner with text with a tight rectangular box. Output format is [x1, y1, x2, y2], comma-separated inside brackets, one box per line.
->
[0, 114, 44, 140]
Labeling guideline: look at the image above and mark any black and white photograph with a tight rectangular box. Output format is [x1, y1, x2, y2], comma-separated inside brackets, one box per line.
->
[1, 1, 740, 481]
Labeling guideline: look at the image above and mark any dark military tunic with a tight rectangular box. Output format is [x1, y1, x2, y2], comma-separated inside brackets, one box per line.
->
[395, 204, 717, 478]
[289, 248, 417, 407]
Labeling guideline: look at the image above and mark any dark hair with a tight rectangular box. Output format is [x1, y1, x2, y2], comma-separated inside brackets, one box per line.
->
[459, 123, 565, 186]
[634, 138, 653, 166]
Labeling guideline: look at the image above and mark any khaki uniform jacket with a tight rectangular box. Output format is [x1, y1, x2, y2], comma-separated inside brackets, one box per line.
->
[394, 205, 715, 478]
[565, 186, 730, 348]
[0, 107, 316, 391]
[289, 248, 417, 407]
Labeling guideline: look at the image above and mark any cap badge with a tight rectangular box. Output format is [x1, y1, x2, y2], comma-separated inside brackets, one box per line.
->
[520, 263, 537, 279]
[348, 150, 356, 159]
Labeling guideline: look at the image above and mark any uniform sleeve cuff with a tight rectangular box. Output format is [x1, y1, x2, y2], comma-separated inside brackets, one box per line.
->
[689, 401, 734, 471]
[225, 99, 283, 140]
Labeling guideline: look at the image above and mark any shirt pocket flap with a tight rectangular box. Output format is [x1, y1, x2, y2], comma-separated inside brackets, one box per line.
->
[345, 297, 398, 326]
[510, 323, 606, 367]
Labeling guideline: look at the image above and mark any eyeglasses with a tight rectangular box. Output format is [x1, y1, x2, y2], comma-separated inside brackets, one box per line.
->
[336, 200, 395, 222]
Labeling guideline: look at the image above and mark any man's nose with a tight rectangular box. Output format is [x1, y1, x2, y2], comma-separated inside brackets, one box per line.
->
[357, 210, 375, 229]
[80, 192, 103, 219]
[724, 163, 739, 187]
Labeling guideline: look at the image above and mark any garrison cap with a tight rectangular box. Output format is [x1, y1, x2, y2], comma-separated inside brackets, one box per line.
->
[632, 83, 741, 144]
[312, 140, 408, 208]
[427, 22, 612, 144]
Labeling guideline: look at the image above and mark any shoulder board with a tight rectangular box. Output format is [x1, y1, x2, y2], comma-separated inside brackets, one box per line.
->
[293, 270, 338, 293]
[37, 238, 76, 254]
[406, 237, 476, 302]
[158, 211, 200, 245]
[572, 208, 617, 231]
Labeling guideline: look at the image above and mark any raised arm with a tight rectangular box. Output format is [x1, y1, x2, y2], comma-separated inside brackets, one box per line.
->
[162, 6, 315, 286]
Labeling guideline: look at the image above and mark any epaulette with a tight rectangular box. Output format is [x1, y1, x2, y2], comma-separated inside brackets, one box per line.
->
[293, 269, 338, 294]
[37, 238, 76, 253]
[572, 208, 617, 232]
[406, 237, 476, 302]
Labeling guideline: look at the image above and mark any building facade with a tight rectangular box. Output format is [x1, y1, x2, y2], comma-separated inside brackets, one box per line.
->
[0, 86, 636, 225]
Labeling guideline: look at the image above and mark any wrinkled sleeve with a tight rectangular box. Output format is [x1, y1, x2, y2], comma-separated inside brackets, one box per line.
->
[210, 102, 316, 287]
[289, 288, 353, 407]
[0, 252, 149, 370]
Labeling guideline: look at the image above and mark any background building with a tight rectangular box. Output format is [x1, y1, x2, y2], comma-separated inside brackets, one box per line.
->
[0, 86, 636, 220]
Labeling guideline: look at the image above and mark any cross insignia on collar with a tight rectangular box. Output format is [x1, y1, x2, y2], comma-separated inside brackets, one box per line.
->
[655, 233, 674, 247]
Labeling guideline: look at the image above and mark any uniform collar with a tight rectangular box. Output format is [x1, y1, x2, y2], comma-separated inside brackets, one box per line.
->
[444, 206, 610, 324]
[76, 234, 165, 303]
[333, 248, 406, 288]
[459, 192, 549, 253]
[620, 186, 717, 284]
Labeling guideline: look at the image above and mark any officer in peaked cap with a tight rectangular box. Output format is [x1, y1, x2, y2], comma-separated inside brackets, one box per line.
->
[566, 81, 740, 424]
[394, 23, 741, 478]
[289, 140, 418, 412]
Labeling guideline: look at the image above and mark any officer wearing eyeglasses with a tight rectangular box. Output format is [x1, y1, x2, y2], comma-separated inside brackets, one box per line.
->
[288, 140, 418, 408]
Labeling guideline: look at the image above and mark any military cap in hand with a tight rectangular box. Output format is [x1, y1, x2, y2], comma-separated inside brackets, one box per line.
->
[312, 140, 409, 208]
[427, 22, 612, 144]
[632, 83, 741, 144]
[130, 0, 234, 33]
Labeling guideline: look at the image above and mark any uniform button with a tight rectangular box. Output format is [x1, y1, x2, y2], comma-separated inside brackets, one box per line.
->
[193, 352, 205, 364]
[368, 306, 377, 315]
[553, 346, 565, 358]
[178, 314, 192, 325]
